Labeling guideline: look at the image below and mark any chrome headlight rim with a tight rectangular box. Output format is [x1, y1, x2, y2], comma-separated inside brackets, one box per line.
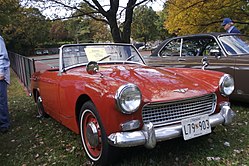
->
[115, 83, 142, 114]
[219, 74, 234, 96]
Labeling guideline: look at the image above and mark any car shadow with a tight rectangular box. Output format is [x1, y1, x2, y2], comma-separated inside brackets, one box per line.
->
[231, 101, 249, 108]
[114, 135, 215, 166]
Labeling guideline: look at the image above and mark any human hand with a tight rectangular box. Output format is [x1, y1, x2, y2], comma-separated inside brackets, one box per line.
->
[0, 74, 4, 80]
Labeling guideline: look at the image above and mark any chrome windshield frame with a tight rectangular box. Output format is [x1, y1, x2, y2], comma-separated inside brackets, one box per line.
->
[58, 43, 146, 75]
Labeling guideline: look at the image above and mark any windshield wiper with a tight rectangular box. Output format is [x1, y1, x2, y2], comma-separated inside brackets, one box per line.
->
[125, 55, 135, 61]
[98, 55, 111, 62]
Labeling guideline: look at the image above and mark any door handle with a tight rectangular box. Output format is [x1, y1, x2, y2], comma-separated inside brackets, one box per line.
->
[178, 58, 186, 61]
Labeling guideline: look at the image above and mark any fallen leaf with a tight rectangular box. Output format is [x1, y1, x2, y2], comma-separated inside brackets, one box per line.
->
[224, 142, 230, 147]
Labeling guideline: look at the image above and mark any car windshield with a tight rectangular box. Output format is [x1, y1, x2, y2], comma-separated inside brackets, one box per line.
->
[61, 44, 144, 68]
[219, 35, 249, 55]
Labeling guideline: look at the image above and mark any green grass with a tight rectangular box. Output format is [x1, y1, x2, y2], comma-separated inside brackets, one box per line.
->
[0, 71, 85, 165]
[0, 70, 248, 166]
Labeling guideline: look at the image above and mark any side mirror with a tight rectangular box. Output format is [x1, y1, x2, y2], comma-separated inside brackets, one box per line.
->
[86, 61, 99, 75]
[210, 49, 221, 59]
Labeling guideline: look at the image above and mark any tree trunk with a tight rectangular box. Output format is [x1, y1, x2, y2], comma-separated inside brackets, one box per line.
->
[121, 0, 136, 43]
[144, 36, 147, 49]
[107, 16, 122, 43]
[105, 0, 136, 43]
[102, 0, 122, 43]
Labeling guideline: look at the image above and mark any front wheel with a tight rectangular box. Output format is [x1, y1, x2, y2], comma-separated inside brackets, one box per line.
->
[79, 101, 119, 165]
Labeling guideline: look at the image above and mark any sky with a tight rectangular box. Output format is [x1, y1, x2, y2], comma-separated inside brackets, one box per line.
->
[139, 0, 165, 11]
[120, 0, 165, 11]
[42, 0, 166, 19]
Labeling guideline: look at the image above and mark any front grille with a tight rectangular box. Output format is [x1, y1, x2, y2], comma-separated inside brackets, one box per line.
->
[142, 94, 216, 127]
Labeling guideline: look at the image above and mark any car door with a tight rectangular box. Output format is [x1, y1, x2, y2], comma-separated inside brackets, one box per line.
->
[149, 37, 206, 68]
[233, 55, 249, 99]
[146, 38, 184, 67]
[38, 71, 61, 121]
[175, 37, 205, 69]
[173, 36, 224, 69]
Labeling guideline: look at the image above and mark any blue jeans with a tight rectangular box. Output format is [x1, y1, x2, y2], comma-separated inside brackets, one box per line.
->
[0, 80, 10, 129]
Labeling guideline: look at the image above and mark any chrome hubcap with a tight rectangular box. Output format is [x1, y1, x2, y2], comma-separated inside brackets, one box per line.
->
[86, 122, 99, 148]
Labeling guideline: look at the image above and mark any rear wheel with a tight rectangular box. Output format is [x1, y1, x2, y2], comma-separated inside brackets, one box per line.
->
[79, 101, 119, 165]
[36, 93, 48, 118]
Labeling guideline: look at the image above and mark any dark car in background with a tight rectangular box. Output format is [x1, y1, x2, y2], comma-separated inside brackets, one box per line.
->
[145, 33, 249, 102]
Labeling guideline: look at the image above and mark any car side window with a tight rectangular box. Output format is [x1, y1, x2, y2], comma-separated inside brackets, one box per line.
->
[202, 40, 220, 57]
[182, 39, 201, 56]
[159, 39, 181, 57]
[182, 37, 220, 57]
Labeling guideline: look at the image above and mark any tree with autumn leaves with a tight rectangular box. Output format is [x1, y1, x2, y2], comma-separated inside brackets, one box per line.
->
[164, 0, 249, 35]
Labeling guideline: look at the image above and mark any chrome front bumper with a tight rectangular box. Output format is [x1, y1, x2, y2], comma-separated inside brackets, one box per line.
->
[108, 105, 235, 149]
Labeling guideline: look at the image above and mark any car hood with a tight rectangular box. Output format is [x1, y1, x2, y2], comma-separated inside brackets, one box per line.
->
[69, 64, 222, 103]
[87, 64, 222, 103]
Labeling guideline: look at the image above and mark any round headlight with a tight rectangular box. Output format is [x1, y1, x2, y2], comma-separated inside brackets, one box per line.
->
[115, 84, 142, 114]
[219, 74, 234, 96]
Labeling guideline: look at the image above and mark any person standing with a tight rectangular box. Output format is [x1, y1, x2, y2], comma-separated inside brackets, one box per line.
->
[0, 35, 10, 133]
[221, 18, 240, 33]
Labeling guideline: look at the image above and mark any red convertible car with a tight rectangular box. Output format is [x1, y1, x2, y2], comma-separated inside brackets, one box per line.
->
[31, 43, 235, 165]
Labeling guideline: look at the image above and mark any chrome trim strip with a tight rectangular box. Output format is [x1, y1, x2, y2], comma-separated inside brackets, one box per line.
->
[59, 46, 63, 75]
[63, 61, 146, 72]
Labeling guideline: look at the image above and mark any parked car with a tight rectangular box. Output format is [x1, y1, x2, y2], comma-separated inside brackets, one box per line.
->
[147, 33, 249, 102]
[34, 48, 49, 55]
[31, 43, 235, 165]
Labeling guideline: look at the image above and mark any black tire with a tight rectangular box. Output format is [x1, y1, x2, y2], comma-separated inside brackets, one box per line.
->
[36, 93, 48, 118]
[79, 101, 119, 166]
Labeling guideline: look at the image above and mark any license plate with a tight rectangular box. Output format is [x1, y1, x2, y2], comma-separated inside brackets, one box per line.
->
[181, 114, 211, 140]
